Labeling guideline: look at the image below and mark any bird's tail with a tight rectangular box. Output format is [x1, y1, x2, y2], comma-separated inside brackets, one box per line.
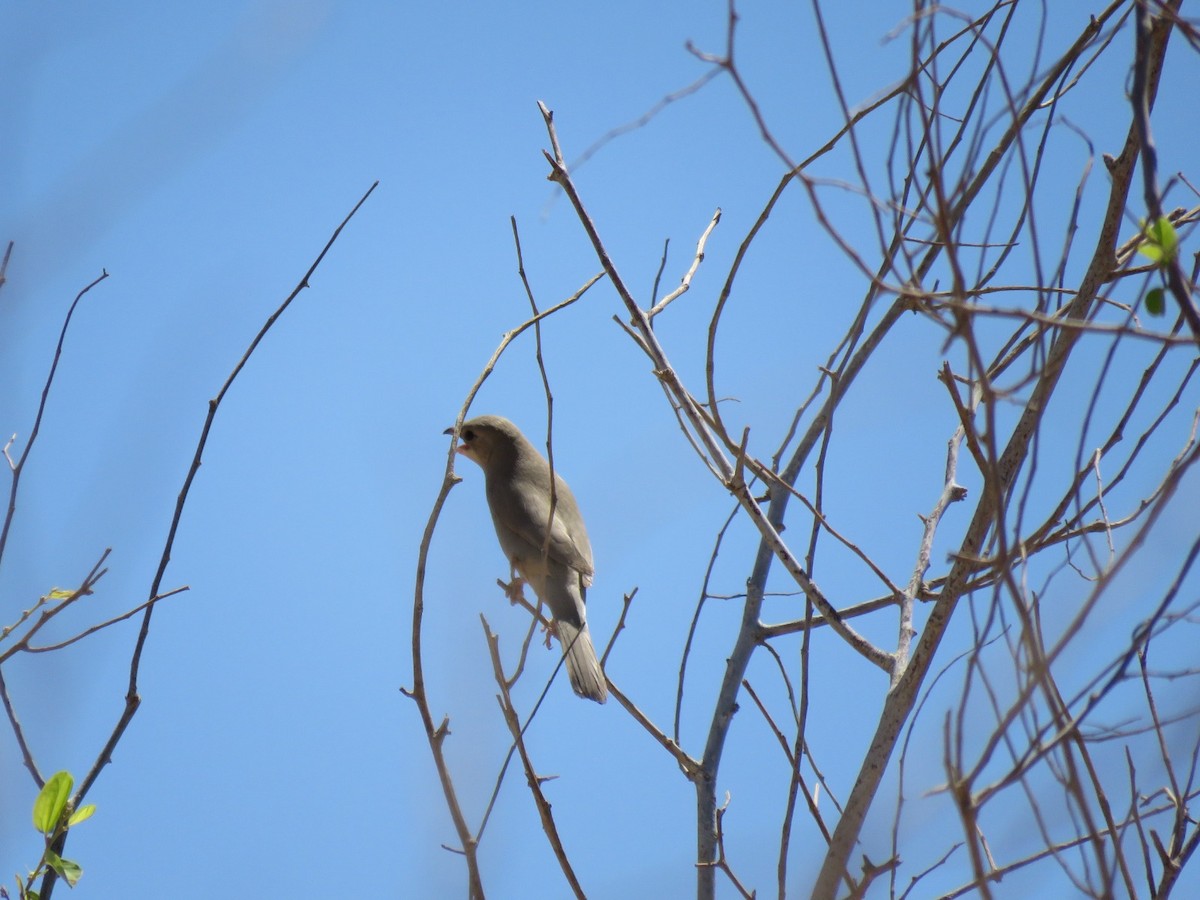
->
[555, 620, 608, 703]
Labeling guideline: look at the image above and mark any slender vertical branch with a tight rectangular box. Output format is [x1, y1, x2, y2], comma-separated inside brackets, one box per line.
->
[813, 8, 1179, 892]
[0, 268, 109, 568]
[36, 182, 379, 900]
[481, 617, 587, 899]
[405, 268, 602, 898]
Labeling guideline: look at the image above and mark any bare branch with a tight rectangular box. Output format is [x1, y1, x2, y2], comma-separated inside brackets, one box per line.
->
[648, 208, 722, 320]
[482, 617, 587, 899]
[32, 183, 381, 900]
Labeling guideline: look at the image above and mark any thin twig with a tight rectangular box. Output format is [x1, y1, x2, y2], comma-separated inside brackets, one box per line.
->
[407, 262, 604, 899]
[39, 181, 379, 900]
[482, 617, 587, 899]
[648, 209, 722, 320]
[0, 269, 109, 566]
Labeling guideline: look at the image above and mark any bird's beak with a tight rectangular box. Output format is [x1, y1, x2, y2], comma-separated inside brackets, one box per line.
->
[445, 426, 468, 455]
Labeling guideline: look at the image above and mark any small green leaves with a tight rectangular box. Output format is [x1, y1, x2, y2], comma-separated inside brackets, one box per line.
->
[32, 772, 73, 836]
[1146, 287, 1166, 316]
[68, 804, 96, 827]
[42, 851, 82, 889]
[1138, 218, 1183, 315]
[43, 585, 92, 602]
[20, 772, 96, 895]
[1138, 217, 1179, 265]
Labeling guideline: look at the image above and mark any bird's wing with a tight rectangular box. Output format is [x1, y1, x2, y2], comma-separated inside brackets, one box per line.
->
[494, 473, 594, 579]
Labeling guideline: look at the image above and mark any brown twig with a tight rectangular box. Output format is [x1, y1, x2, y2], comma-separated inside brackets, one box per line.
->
[406, 263, 603, 898]
[0, 268, 109, 566]
[608, 678, 701, 780]
[695, 792, 757, 899]
[600, 586, 638, 667]
[38, 181, 379, 900]
[1130, 0, 1199, 339]
[24, 586, 189, 654]
[648, 209, 722, 321]
[0, 664, 40, 785]
[0, 550, 109, 659]
[481, 617, 587, 899]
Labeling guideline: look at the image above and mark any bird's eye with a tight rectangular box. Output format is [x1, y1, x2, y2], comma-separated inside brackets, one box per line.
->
[463, 429, 475, 442]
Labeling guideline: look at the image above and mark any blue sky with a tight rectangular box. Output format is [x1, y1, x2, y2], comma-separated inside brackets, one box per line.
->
[2, 2, 1199, 897]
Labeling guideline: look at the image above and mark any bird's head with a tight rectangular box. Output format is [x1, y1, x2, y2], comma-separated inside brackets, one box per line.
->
[444, 415, 524, 471]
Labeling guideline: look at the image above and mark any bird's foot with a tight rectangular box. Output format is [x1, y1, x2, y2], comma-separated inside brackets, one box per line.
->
[500, 576, 526, 605]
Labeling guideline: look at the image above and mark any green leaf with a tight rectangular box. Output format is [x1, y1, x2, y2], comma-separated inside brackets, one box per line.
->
[67, 804, 96, 827]
[43, 852, 82, 888]
[1150, 217, 1179, 256]
[1138, 217, 1179, 264]
[1146, 287, 1166, 316]
[44, 588, 75, 601]
[32, 773, 73, 836]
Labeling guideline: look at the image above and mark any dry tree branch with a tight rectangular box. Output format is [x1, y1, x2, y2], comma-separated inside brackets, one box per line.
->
[599, 586, 638, 667]
[0, 550, 109, 660]
[756, 470, 905, 600]
[932, 785, 1200, 899]
[776, 676, 839, 900]
[539, 109, 893, 679]
[784, 0, 1127, 489]
[36, 181, 379, 900]
[741, 678, 795, 767]
[512, 0, 1195, 894]
[1130, 0, 1199, 338]
[509, 215, 565, 563]
[442, 270, 605, 441]
[566, 68, 723, 174]
[0, 664, 39, 785]
[1020, 602, 1137, 896]
[648, 208, 721, 321]
[3, 559, 185, 661]
[695, 792, 757, 900]
[84, 178, 379, 795]
[1133, 641, 1200, 897]
[404, 266, 603, 898]
[1027, 347, 1200, 558]
[472, 610, 570, 847]
[675, 502, 739, 745]
[927, 295, 1200, 344]
[537, 96, 903, 894]
[0, 267, 109, 566]
[960, 528, 1200, 859]
[481, 616, 586, 899]
[698, 1, 1026, 457]
[897, 420, 968, 676]
[0, 240, 13, 290]
[964, 457, 1200, 810]
[1, 542, 117, 796]
[760, 594, 907, 637]
[696, 30, 1113, 859]
[746, 638, 845, 874]
[814, 4, 1165, 893]
[484, 589, 553, 693]
[650, 237, 672, 306]
[607, 677, 701, 780]
[23, 586, 189, 654]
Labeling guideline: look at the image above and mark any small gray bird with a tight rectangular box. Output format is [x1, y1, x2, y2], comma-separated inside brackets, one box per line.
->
[448, 415, 608, 703]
